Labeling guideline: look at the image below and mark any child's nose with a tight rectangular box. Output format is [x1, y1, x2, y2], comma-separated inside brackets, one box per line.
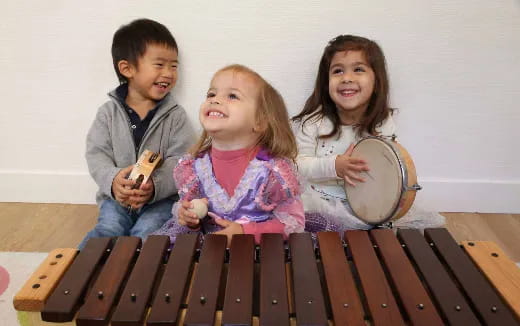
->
[162, 66, 176, 78]
[209, 93, 224, 104]
[342, 73, 354, 83]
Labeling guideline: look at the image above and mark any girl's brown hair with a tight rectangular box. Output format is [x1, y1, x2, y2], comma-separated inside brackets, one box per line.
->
[191, 64, 297, 160]
[292, 35, 393, 139]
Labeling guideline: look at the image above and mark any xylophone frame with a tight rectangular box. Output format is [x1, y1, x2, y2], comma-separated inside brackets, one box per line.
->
[13, 229, 520, 326]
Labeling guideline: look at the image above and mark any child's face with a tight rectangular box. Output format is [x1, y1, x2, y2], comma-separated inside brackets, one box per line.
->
[126, 43, 178, 102]
[328, 50, 375, 124]
[200, 70, 260, 148]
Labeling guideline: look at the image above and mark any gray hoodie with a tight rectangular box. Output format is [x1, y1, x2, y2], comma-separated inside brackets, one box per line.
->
[86, 88, 196, 205]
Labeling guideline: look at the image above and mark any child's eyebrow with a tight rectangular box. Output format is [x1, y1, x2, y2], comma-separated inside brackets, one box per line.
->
[330, 61, 369, 70]
[207, 87, 245, 96]
[154, 57, 179, 63]
[227, 87, 247, 97]
[350, 61, 369, 66]
[229, 87, 244, 94]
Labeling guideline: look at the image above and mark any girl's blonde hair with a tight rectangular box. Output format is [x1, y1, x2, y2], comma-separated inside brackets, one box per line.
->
[190, 64, 297, 160]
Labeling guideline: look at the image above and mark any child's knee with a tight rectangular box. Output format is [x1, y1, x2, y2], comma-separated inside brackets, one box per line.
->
[94, 220, 128, 237]
[130, 217, 168, 238]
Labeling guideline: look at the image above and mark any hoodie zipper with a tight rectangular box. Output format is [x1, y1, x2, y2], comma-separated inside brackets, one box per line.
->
[121, 114, 139, 161]
[111, 92, 178, 161]
[134, 104, 178, 160]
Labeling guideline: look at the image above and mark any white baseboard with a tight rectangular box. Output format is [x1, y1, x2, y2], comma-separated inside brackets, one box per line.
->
[0, 172, 519, 213]
[415, 178, 520, 213]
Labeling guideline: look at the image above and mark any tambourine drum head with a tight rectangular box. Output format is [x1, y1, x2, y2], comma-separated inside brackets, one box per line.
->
[346, 138, 403, 224]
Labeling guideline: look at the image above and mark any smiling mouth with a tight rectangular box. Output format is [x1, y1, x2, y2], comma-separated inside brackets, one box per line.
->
[155, 82, 170, 89]
[339, 89, 358, 97]
[207, 111, 226, 118]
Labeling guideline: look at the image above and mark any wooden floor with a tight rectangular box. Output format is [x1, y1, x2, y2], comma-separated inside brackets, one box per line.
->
[0, 203, 519, 262]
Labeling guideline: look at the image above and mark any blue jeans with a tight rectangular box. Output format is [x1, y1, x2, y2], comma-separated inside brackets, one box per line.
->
[78, 198, 175, 249]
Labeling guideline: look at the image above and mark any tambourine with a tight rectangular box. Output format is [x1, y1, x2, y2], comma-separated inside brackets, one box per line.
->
[345, 136, 422, 225]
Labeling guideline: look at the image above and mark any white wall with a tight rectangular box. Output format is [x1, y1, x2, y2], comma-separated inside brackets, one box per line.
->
[1, 0, 519, 212]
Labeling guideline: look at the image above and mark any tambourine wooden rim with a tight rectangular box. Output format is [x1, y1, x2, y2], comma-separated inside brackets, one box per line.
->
[345, 136, 421, 225]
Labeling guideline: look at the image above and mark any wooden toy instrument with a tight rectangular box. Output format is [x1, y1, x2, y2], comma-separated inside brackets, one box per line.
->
[128, 150, 162, 190]
[13, 229, 520, 326]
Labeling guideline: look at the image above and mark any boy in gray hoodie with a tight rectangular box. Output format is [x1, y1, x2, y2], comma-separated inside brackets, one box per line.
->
[79, 19, 195, 248]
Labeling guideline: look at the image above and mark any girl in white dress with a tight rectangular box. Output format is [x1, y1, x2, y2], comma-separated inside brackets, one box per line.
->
[292, 35, 445, 231]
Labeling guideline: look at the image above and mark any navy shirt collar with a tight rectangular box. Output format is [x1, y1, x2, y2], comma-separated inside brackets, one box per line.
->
[114, 83, 165, 149]
[114, 84, 165, 113]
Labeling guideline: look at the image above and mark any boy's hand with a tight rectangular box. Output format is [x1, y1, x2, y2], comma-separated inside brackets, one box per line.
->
[212, 214, 244, 247]
[335, 144, 369, 186]
[112, 166, 135, 205]
[127, 178, 154, 210]
[178, 199, 208, 229]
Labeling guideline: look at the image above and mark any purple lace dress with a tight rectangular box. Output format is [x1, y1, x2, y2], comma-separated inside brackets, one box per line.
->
[153, 149, 305, 243]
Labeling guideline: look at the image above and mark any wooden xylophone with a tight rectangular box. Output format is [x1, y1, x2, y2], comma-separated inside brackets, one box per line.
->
[13, 229, 520, 326]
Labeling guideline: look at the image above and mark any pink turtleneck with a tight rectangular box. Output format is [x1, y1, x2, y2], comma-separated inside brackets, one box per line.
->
[211, 146, 259, 197]
[210, 146, 287, 242]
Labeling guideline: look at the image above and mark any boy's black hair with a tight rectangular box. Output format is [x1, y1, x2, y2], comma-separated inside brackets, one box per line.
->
[111, 18, 178, 84]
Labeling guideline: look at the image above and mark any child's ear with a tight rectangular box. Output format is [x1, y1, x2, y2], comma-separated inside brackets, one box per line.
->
[117, 60, 135, 80]
[253, 120, 267, 133]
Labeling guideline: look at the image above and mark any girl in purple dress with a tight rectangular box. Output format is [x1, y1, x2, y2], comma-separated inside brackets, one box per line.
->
[154, 64, 305, 245]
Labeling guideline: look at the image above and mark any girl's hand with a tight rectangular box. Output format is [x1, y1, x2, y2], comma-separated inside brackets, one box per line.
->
[335, 144, 369, 186]
[210, 213, 244, 246]
[178, 199, 207, 229]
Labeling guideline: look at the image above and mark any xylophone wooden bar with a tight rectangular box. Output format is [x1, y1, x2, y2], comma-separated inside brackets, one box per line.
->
[425, 228, 519, 326]
[76, 236, 141, 326]
[41, 237, 112, 322]
[221, 234, 255, 326]
[146, 233, 199, 326]
[461, 241, 520, 319]
[183, 234, 227, 326]
[259, 233, 289, 326]
[397, 229, 482, 325]
[13, 229, 520, 326]
[316, 231, 365, 326]
[344, 230, 405, 326]
[289, 233, 328, 326]
[371, 229, 444, 326]
[110, 235, 170, 326]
